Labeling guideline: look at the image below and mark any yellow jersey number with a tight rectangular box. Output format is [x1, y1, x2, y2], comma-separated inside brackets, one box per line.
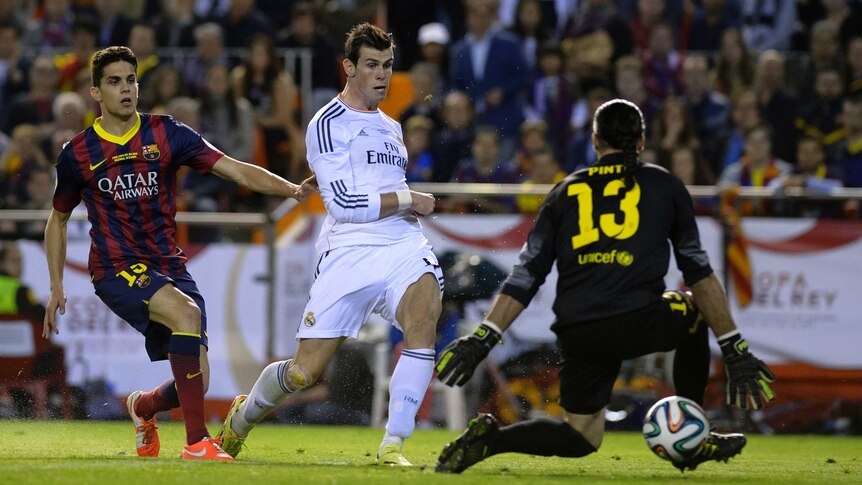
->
[117, 262, 149, 287]
[567, 179, 641, 250]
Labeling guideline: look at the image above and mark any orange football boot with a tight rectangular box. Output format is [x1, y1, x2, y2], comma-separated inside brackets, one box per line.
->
[126, 390, 160, 457]
[181, 437, 234, 461]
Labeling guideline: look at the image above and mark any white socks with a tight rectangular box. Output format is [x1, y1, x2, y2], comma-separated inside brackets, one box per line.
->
[385, 348, 435, 440]
[232, 360, 293, 438]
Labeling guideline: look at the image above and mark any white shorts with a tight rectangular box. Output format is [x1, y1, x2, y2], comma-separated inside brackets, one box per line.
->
[297, 237, 443, 339]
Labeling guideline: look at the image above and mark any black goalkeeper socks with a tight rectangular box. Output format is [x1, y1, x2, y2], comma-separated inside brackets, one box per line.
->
[489, 418, 597, 458]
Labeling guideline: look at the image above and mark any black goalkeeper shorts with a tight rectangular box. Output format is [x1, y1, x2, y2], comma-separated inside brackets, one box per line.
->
[554, 296, 704, 415]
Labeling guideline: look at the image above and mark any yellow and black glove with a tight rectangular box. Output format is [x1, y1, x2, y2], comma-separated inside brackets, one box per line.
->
[719, 331, 776, 410]
[435, 321, 503, 387]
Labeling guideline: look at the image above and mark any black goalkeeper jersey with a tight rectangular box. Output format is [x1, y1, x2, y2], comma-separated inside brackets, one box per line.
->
[500, 153, 713, 328]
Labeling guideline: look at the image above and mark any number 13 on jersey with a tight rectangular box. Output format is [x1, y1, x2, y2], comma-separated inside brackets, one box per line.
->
[568, 180, 641, 250]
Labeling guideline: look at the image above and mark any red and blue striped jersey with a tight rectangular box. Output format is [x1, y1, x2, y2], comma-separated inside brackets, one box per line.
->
[52, 113, 224, 281]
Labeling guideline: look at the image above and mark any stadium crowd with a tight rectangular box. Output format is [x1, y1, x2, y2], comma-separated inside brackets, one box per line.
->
[2, 0, 862, 241]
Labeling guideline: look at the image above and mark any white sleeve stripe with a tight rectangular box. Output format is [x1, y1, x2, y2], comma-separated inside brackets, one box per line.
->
[331, 180, 369, 208]
[316, 105, 345, 153]
[315, 103, 340, 153]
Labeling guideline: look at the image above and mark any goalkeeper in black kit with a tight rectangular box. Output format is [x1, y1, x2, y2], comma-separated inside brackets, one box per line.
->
[434, 99, 775, 474]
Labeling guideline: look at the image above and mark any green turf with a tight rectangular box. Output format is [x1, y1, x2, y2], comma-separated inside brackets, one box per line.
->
[1, 420, 860, 484]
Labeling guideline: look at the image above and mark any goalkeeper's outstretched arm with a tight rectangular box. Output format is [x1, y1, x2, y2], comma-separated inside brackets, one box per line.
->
[435, 294, 524, 387]
[690, 272, 776, 411]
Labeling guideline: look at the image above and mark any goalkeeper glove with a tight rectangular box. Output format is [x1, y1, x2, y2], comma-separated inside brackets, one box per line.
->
[719, 331, 776, 410]
[436, 321, 503, 387]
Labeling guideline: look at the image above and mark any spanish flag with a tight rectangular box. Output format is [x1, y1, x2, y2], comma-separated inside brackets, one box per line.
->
[720, 188, 753, 308]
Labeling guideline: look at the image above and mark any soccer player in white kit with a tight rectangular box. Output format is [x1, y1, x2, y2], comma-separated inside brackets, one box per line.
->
[216, 22, 442, 466]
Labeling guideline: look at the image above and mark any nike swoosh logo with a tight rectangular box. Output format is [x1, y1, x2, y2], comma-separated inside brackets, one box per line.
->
[89, 158, 107, 170]
[186, 371, 203, 379]
[184, 448, 208, 457]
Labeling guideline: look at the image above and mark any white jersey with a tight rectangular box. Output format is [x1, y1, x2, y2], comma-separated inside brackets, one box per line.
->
[306, 96, 423, 253]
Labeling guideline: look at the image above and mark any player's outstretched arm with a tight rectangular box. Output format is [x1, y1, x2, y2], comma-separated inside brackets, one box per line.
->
[689, 273, 776, 410]
[211, 156, 308, 201]
[43, 208, 70, 338]
[436, 293, 524, 387]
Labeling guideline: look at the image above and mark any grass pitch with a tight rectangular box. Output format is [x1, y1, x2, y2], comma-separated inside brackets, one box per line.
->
[1, 420, 860, 484]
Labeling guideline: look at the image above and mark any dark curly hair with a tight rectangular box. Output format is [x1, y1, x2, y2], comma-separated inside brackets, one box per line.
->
[592, 98, 645, 188]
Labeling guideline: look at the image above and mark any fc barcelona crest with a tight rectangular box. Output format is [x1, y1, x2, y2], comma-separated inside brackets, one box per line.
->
[136, 274, 151, 288]
[142, 144, 161, 160]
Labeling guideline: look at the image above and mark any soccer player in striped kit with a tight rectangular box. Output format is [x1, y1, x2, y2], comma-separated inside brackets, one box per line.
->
[217, 23, 442, 466]
[43, 46, 314, 460]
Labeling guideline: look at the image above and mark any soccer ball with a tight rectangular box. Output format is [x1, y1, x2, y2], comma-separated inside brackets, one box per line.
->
[642, 396, 710, 462]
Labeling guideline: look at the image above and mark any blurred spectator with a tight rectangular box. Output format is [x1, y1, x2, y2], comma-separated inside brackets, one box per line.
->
[431, 91, 475, 182]
[511, 118, 548, 176]
[500, 0, 574, 37]
[183, 22, 228, 98]
[529, 43, 575, 156]
[399, 62, 443, 127]
[0, 0, 30, 35]
[48, 128, 76, 162]
[564, 84, 612, 172]
[199, 64, 254, 163]
[795, 19, 845, 98]
[839, 2, 862, 49]
[127, 21, 161, 90]
[670, 145, 717, 214]
[276, 2, 343, 115]
[55, 15, 98, 92]
[1, 56, 57, 136]
[386, 0, 461, 71]
[231, 33, 304, 181]
[0, 21, 31, 108]
[168, 96, 227, 241]
[650, 96, 703, 168]
[629, 0, 671, 53]
[828, 95, 862, 191]
[686, 0, 741, 51]
[416, 22, 451, 84]
[138, 63, 182, 113]
[719, 124, 793, 215]
[15, 166, 54, 238]
[403, 115, 436, 183]
[508, 0, 552, 76]
[562, 0, 633, 62]
[94, 0, 133, 47]
[516, 146, 565, 213]
[446, 125, 520, 213]
[712, 27, 755, 96]
[740, 0, 796, 52]
[1, 124, 50, 210]
[51, 91, 88, 133]
[768, 136, 843, 218]
[722, 87, 762, 171]
[451, 0, 528, 161]
[24, 0, 73, 49]
[754, 49, 797, 163]
[670, 145, 715, 186]
[795, 68, 845, 152]
[217, 0, 273, 49]
[613, 54, 661, 127]
[72, 68, 98, 127]
[641, 21, 683, 100]
[682, 54, 730, 170]
[154, 0, 200, 48]
[0, 241, 46, 321]
[845, 36, 862, 94]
